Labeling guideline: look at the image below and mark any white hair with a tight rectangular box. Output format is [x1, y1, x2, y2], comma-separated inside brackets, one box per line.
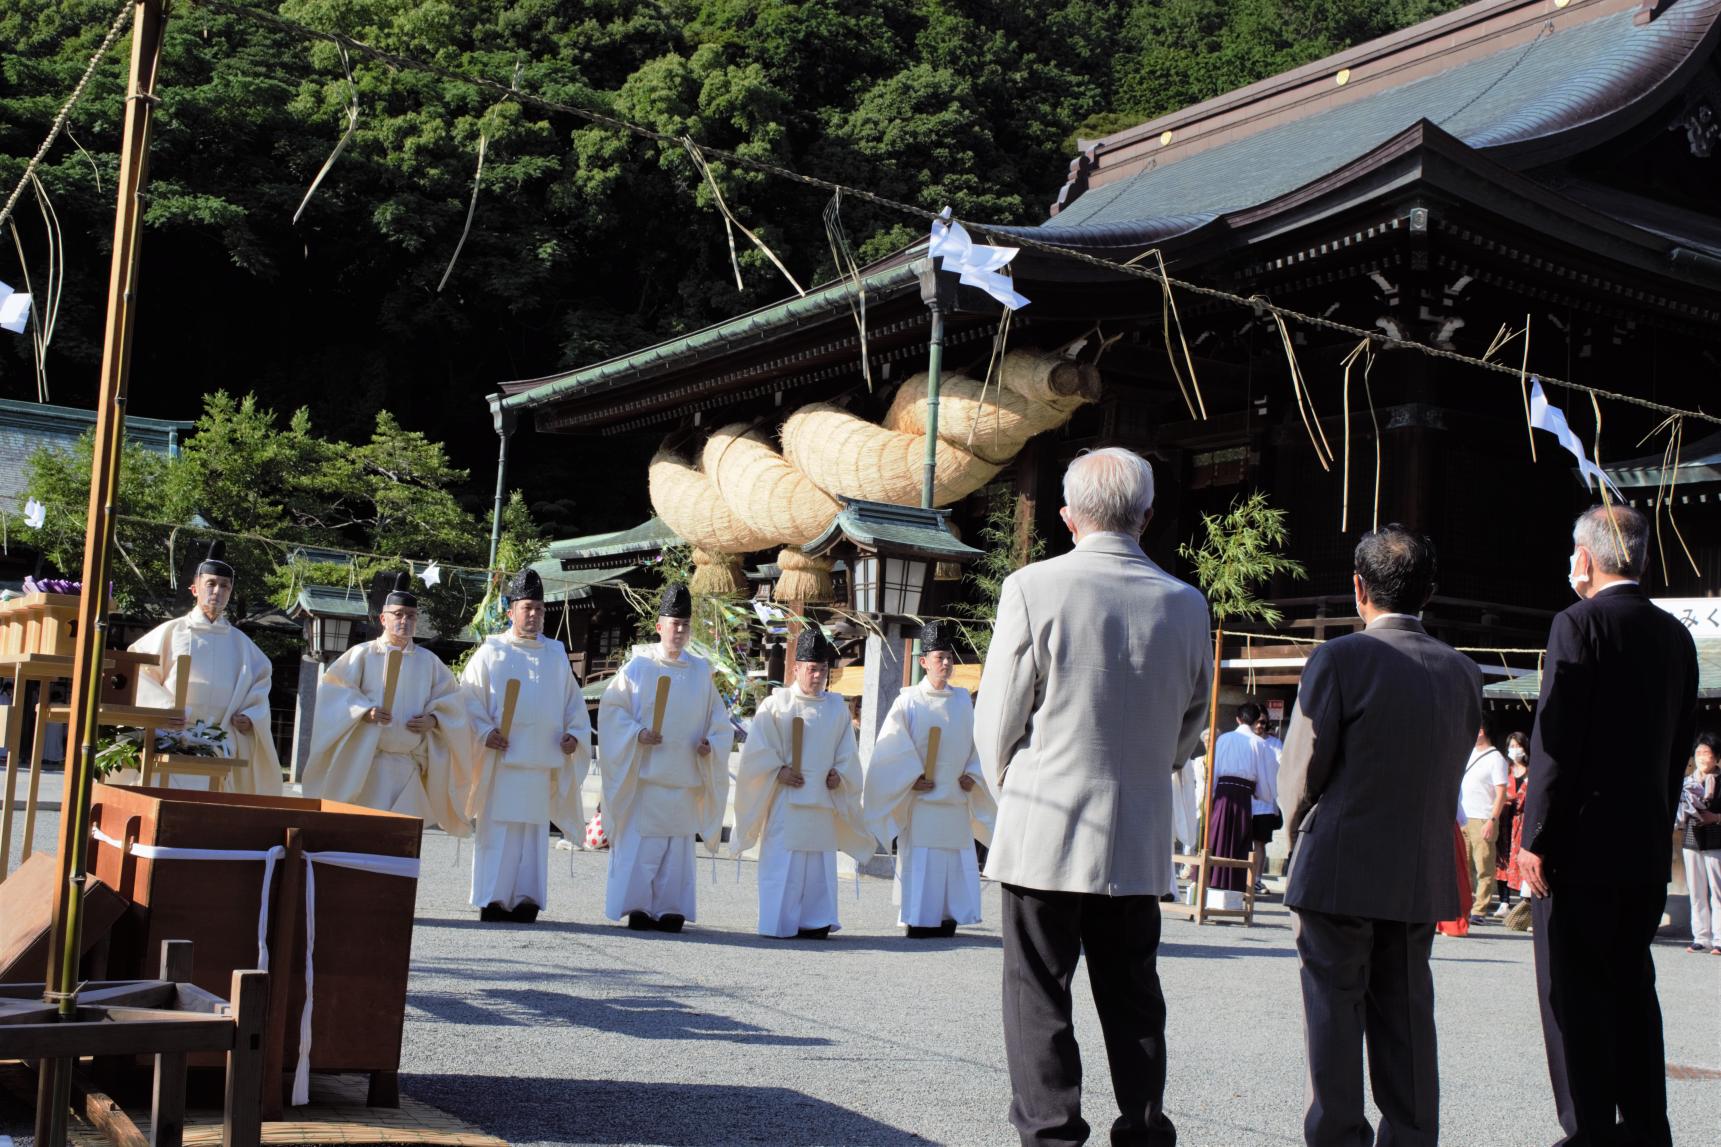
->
[1062, 448, 1155, 534]
[1573, 504, 1649, 576]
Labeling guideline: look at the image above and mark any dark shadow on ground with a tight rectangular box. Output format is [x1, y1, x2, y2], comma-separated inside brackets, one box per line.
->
[403, 1074, 931, 1145]
[1159, 941, 1298, 960]
[413, 915, 1001, 952]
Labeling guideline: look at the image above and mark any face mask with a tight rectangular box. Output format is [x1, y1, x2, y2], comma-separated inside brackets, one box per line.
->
[1508, 746, 1527, 762]
[1566, 551, 1590, 596]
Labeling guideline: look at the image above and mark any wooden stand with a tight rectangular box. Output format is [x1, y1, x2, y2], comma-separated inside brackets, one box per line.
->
[1163, 847, 1258, 926]
[0, 939, 267, 1147]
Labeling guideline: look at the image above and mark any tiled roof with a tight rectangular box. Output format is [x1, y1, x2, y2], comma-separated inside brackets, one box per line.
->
[1048, 1, 1721, 230]
[0, 398, 194, 511]
[1485, 635, 1720, 699]
[547, 517, 678, 564]
[803, 498, 984, 562]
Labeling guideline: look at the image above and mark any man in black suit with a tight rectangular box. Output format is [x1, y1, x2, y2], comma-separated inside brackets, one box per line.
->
[1278, 526, 1482, 1147]
[1520, 504, 1699, 1147]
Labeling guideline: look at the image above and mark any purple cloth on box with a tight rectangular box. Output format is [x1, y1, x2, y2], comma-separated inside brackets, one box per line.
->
[1207, 776, 1257, 892]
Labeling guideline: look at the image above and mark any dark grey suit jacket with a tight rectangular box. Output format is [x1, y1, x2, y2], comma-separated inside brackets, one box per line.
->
[1278, 615, 1483, 923]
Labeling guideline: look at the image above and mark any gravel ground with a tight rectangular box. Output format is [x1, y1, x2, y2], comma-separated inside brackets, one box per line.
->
[5, 814, 1719, 1146]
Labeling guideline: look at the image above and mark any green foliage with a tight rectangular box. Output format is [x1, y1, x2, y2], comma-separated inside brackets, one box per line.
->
[0, 0, 1461, 460]
[1177, 490, 1306, 625]
[619, 541, 768, 716]
[953, 487, 1044, 661]
[10, 389, 542, 643]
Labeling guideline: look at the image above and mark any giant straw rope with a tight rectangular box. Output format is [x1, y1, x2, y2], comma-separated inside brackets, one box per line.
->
[649, 349, 1098, 599]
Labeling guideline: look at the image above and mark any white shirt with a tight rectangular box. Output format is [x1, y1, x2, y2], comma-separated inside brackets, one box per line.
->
[1212, 725, 1276, 789]
[1460, 746, 1509, 820]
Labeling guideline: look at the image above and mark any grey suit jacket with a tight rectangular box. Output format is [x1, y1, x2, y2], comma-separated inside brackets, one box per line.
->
[1278, 615, 1483, 923]
[974, 532, 1212, 896]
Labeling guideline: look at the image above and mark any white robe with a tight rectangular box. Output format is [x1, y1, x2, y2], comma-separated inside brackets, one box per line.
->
[596, 644, 734, 921]
[459, 632, 592, 911]
[301, 639, 471, 834]
[129, 609, 282, 795]
[733, 685, 872, 936]
[862, 682, 996, 927]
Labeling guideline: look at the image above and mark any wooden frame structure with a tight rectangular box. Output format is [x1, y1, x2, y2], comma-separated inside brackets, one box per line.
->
[0, 940, 266, 1147]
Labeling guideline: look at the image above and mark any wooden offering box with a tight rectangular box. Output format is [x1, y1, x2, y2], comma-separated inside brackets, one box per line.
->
[88, 784, 422, 1112]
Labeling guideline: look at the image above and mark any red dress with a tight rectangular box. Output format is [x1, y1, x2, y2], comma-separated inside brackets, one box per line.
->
[1436, 823, 1472, 937]
[1502, 771, 1528, 889]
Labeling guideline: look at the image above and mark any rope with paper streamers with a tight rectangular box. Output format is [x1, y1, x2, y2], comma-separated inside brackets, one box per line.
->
[0, 0, 134, 234]
[175, 0, 1718, 433]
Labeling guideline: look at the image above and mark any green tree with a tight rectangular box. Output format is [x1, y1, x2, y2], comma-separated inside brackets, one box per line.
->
[953, 488, 1045, 661]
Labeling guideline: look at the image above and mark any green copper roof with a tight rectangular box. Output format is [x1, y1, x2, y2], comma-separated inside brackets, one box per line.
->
[802, 498, 983, 562]
[495, 262, 922, 413]
[1485, 636, 1720, 701]
[547, 517, 679, 564]
[529, 560, 636, 604]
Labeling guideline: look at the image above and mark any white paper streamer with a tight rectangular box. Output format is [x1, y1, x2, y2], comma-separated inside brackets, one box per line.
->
[1529, 379, 1619, 493]
[928, 212, 1029, 311]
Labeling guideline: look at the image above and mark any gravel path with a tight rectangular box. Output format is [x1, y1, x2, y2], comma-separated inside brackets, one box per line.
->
[5, 814, 1718, 1146]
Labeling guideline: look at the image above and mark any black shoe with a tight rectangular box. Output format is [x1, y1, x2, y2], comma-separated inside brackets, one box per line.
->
[795, 926, 832, 940]
[511, 902, 540, 923]
[1159, 892, 1176, 903]
[479, 903, 509, 922]
[905, 925, 941, 939]
[627, 911, 655, 931]
[939, 919, 958, 937]
[656, 914, 686, 933]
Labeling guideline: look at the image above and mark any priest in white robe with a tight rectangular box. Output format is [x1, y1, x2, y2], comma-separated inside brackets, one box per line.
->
[732, 628, 872, 939]
[597, 584, 733, 933]
[459, 568, 591, 923]
[302, 572, 470, 832]
[129, 541, 282, 794]
[862, 621, 996, 938]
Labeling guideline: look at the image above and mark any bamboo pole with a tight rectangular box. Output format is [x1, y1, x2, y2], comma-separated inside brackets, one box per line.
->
[1195, 621, 1225, 925]
[37, 4, 167, 1143]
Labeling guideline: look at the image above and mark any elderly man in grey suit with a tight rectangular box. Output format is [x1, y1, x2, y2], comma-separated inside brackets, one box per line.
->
[975, 447, 1211, 1147]
[1278, 526, 1482, 1147]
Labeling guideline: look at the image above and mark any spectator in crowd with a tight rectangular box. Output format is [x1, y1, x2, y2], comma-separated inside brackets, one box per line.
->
[1251, 711, 1284, 892]
[1460, 721, 1509, 923]
[1278, 525, 1481, 1147]
[1207, 703, 1276, 904]
[1496, 730, 1531, 915]
[1520, 504, 1698, 1146]
[1676, 732, 1721, 954]
[975, 447, 1210, 1147]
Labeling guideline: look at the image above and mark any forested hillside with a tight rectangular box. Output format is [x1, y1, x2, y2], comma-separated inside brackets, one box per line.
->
[0, 1, 1460, 529]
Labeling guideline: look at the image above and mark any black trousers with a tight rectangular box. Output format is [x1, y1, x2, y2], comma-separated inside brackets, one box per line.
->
[1532, 881, 1670, 1147]
[1292, 908, 1439, 1147]
[1000, 884, 1174, 1147]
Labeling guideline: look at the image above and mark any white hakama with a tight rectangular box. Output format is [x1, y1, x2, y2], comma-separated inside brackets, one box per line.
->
[755, 810, 842, 937]
[732, 685, 874, 938]
[596, 646, 732, 925]
[604, 824, 698, 922]
[470, 807, 548, 912]
[861, 681, 996, 931]
[897, 843, 983, 927]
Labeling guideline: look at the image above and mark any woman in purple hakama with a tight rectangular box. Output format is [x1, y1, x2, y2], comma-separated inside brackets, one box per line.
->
[1207, 775, 1257, 891]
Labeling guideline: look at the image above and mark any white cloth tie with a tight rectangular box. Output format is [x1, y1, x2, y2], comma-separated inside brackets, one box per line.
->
[292, 850, 420, 1105]
[89, 826, 283, 971]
